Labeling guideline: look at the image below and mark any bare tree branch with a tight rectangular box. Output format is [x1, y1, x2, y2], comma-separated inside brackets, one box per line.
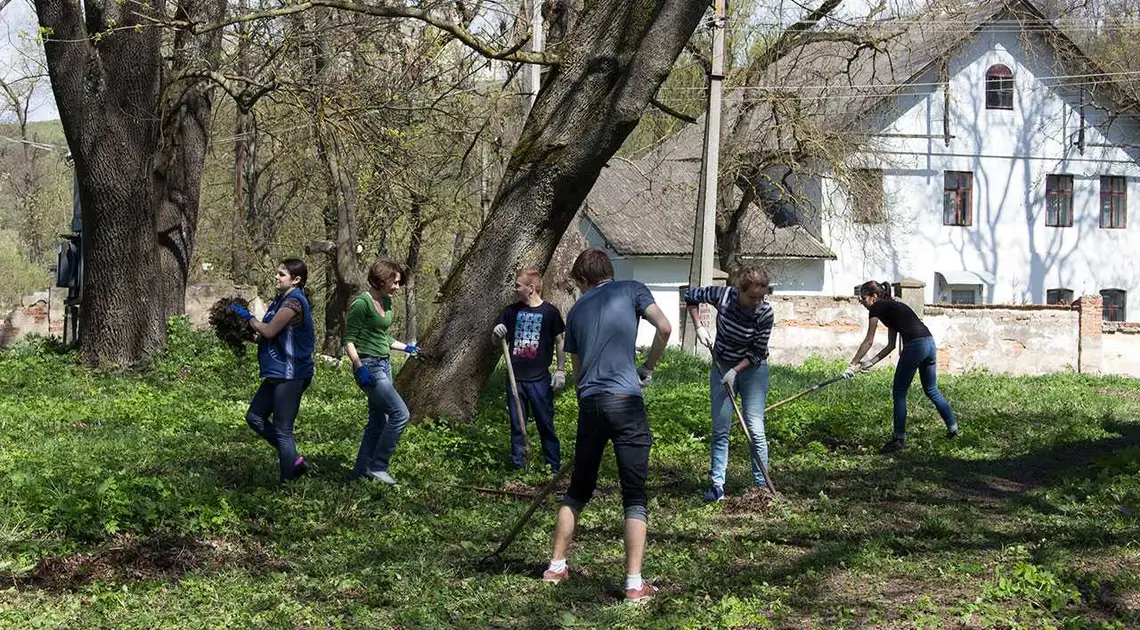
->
[650, 97, 696, 123]
[685, 40, 711, 74]
[165, 0, 557, 65]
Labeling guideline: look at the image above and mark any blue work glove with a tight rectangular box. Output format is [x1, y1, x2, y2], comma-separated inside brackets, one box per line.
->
[228, 304, 253, 321]
[403, 344, 418, 355]
[354, 365, 376, 388]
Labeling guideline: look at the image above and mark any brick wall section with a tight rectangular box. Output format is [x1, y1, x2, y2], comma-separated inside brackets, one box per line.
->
[1078, 295, 1103, 375]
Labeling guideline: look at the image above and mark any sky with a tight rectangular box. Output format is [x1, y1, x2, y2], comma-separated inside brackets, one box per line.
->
[1, 0, 57, 123]
[0, 0, 902, 125]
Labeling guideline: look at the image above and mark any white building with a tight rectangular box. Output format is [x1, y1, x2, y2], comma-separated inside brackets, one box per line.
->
[579, 143, 834, 347]
[579, 0, 1140, 345]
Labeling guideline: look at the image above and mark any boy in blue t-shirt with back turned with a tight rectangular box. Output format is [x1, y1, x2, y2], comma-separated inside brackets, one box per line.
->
[492, 268, 566, 472]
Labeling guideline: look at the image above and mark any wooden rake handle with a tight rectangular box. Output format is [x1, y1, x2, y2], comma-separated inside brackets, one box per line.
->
[500, 336, 530, 462]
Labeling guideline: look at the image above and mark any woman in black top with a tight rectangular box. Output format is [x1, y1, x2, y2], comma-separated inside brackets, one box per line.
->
[845, 280, 958, 453]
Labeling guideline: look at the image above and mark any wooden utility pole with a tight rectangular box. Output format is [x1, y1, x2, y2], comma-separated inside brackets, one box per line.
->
[684, 0, 727, 352]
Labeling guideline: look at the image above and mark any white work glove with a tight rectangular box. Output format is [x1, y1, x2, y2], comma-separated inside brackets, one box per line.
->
[492, 323, 507, 341]
[552, 370, 566, 392]
[858, 359, 874, 372]
[636, 364, 653, 388]
[695, 326, 712, 348]
[721, 367, 737, 392]
[842, 365, 857, 379]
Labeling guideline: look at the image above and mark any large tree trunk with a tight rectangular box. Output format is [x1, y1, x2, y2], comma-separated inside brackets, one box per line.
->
[155, 68, 217, 316]
[35, 0, 223, 366]
[403, 196, 426, 344]
[230, 0, 253, 284]
[316, 127, 364, 354]
[395, 0, 707, 420]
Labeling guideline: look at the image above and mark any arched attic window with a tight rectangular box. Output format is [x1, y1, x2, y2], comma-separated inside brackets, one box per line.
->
[985, 64, 1014, 110]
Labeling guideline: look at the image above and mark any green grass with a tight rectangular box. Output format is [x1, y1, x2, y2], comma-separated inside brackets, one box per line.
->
[1, 320, 1138, 628]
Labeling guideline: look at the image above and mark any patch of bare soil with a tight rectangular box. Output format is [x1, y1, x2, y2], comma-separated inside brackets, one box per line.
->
[723, 487, 776, 515]
[3, 534, 285, 592]
[777, 570, 980, 629]
[1070, 554, 1140, 617]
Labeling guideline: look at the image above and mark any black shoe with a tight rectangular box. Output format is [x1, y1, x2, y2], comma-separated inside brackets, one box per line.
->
[880, 438, 906, 454]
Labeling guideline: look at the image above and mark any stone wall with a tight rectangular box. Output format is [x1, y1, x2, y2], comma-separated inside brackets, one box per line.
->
[0, 289, 66, 347]
[767, 294, 1123, 377]
[768, 295, 889, 366]
[1103, 323, 1140, 378]
[1, 283, 265, 348]
[923, 304, 1079, 375]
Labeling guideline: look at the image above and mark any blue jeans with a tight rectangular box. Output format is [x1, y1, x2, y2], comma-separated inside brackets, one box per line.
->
[710, 362, 770, 488]
[893, 336, 957, 439]
[353, 357, 411, 476]
[506, 377, 561, 471]
[246, 378, 311, 480]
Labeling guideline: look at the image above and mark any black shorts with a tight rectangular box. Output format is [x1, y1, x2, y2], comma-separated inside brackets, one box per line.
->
[563, 393, 652, 521]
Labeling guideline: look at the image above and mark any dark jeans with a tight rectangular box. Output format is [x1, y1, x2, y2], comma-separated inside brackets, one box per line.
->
[246, 377, 311, 480]
[564, 393, 652, 522]
[353, 357, 411, 476]
[893, 336, 957, 439]
[507, 377, 561, 471]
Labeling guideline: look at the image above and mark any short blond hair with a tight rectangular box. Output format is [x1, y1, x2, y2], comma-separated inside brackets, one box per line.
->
[517, 268, 543, 294]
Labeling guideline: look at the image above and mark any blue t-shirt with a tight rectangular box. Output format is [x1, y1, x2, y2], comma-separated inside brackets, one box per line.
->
[564, 280, 656, 399]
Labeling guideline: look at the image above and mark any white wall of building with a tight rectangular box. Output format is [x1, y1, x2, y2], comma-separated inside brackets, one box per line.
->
[605, 255, 824, 347]
[823, 23, 1140, 320]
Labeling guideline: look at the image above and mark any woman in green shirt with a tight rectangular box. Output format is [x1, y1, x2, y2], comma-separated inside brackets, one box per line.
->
[345, 259, 419, 485]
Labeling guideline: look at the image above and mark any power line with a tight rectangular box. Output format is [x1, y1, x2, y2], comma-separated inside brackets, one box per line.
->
[654, 70, 1140, 99]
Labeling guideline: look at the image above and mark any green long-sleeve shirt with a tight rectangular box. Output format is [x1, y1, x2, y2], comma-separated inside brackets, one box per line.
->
[344, 293, 393, 358]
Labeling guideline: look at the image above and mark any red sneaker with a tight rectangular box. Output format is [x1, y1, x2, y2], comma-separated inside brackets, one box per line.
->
[542, 566, 568, 584]
[624, 582, 659, 603]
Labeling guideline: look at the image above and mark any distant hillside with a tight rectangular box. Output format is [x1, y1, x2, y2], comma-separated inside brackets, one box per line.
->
[0, 120, 66, 149]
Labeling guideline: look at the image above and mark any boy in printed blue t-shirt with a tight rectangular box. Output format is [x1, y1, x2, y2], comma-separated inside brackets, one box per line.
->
[492, 268, 566, 472]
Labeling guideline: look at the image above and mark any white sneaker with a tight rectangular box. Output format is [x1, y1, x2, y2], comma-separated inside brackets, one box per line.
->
[367, 470, 397, 485]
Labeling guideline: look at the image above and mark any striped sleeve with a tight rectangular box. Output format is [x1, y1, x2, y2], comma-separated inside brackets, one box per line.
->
[744, 303, 775, 366]
[684, 284, 727, 306]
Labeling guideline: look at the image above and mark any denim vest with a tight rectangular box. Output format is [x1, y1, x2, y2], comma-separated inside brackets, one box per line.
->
[257, 288, 315, 380]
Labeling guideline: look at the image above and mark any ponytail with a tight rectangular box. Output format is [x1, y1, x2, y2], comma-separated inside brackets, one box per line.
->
[858, 279, 894, 301]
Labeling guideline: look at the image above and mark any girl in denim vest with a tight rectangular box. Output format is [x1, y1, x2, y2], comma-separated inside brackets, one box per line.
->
[229, 258, 316, 481]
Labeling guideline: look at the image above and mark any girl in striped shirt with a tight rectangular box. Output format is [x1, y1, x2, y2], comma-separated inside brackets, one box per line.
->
[684, 266, 775, 502]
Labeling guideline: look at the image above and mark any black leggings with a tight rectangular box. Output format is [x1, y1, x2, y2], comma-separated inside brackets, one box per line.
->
[564, 393, 652, 522]
[246, 378, 311, 480]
